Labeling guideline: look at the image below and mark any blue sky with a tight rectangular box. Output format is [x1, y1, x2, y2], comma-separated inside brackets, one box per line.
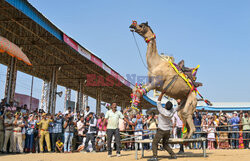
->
[1, 0, 250, 112]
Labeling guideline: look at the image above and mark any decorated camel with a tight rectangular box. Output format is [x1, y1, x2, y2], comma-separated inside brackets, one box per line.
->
[129, 21, 211, 139]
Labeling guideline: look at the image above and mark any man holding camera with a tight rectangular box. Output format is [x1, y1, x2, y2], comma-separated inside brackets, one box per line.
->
[64, 113, 76, 153]
[51, 112, 63, 152]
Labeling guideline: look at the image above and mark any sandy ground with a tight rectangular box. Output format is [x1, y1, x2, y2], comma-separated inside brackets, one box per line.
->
[0, 149, 249, 161]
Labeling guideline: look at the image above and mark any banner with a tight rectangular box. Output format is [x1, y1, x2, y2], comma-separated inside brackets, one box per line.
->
[63, 33, 133, 89]
[102, 63, 111, 74]
[78, 45, 91, 60]
[91, 55, 103, 67]
[63, 34, 78, 51]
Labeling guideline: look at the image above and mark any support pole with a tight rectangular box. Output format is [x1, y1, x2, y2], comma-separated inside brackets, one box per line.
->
[75, 80, 83, 112]
[121, 101, 126, 110]
[48, 67, 58, 114]
[29, 76, 34, 111]
[5, 57, 17, 104]
[83, 94, 88, 111]
[96, 88, 102, 115]
[203, 139, 206, 157]
[40, 80, 49, 112]
[64, 88, 71, 112]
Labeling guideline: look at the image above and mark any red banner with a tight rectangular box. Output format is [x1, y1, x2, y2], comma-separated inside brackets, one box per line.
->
[63, 34, 78, 51]
[63, 33, 132, 89]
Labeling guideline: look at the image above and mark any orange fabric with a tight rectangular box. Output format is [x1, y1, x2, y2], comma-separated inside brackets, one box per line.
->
[0, 36, 32, 66]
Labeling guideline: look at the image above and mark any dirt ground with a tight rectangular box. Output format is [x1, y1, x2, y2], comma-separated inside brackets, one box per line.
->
[0, 149, 249, 161]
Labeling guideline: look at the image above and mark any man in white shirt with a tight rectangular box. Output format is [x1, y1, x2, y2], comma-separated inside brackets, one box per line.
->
[148, 91, 181, 161]
[104, 102, 129, 157]
[77, 116, 85, 145]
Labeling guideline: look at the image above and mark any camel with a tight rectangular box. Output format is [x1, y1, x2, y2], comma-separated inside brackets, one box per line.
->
[129, 21, 199, 138]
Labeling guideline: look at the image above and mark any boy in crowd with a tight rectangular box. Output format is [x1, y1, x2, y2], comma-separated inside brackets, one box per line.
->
[55, 137, 63, 153]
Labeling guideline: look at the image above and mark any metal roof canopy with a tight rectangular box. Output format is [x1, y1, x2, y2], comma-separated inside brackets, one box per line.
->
[0, 0, 153, 109]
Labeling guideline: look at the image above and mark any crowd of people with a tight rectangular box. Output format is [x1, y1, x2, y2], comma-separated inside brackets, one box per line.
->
[0, 97, 249, 157]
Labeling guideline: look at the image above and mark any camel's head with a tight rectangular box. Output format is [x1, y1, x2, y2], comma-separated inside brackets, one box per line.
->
[129, 21, 155, 43]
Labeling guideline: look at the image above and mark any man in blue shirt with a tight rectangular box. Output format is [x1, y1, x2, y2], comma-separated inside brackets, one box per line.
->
[229, 111, 240, 149]
[192, 111, 202, 149]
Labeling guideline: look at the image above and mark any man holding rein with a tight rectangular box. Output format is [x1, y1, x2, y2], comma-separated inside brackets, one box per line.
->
[148, 90, 182, 161]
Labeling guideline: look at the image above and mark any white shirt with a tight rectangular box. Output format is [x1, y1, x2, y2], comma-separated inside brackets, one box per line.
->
[157, 101, 178, 131]
[13, 119, 23, 131]
[105, 110, 124, 129]
[77, 120, 85, 135]
[173, 112, 183, 128]
[4, 117, 14, 130]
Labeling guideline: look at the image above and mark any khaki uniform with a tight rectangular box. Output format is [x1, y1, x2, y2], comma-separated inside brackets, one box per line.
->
[13, 119, 24, 152]
[38, 119, 52, 152]
[0, 116, 4, 151]
[3, 117, 14, 152]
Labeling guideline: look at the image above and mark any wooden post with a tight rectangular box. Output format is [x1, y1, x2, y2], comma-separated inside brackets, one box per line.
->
[5, 57, 17, 104]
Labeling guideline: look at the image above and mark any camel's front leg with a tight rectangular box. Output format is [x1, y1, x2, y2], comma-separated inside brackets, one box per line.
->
[130, 79, 162, 114]
[181, 91, 197, 139]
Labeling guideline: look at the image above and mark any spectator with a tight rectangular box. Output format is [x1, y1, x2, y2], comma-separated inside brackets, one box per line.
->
[37, 113, 52, 153]
[84, 112, 97, 153]
[13, 112, 24, 153]
[193, 110, 202, 149]
[64, 107, 73, 115]
[21, 104, 28, 114]
[147, 112, 158, 150]
[173, 111, 184, 153]
[63, 114, 75, 153]
[97, 113, 107, 141]
[84, 106, 90, 119]
[218, 114, 229, 149]
[77, 116, 85, 147]
[55, 137, 63, 153]
[142, 124, 150, 150]
[0, 113, 4, 152]
[207, 120, 216, 149]
[3, 112, 14, 153]
[229, 111, 240, 149]
[104, 102, 129, 157]
[201, 115, 208, 148]
[96, 137, 105, 152]
[132, 113, 144, 150]
[241, 112, 250, 149]
[25, 114, 37, 153]
[33, 115, 40, 153]
[51, 113, 63, 152]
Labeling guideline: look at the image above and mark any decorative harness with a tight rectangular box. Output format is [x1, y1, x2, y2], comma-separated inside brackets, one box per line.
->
[145, 34, 156, 43]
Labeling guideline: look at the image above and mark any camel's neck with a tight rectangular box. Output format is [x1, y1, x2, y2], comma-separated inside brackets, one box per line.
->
[146, 39, 161, 69]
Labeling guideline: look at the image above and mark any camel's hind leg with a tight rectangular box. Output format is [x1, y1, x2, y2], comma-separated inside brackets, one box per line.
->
[182, 91, 197, 139]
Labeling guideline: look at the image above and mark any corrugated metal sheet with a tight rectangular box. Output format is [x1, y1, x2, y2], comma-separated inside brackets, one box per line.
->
[5, 0, 62, 40]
